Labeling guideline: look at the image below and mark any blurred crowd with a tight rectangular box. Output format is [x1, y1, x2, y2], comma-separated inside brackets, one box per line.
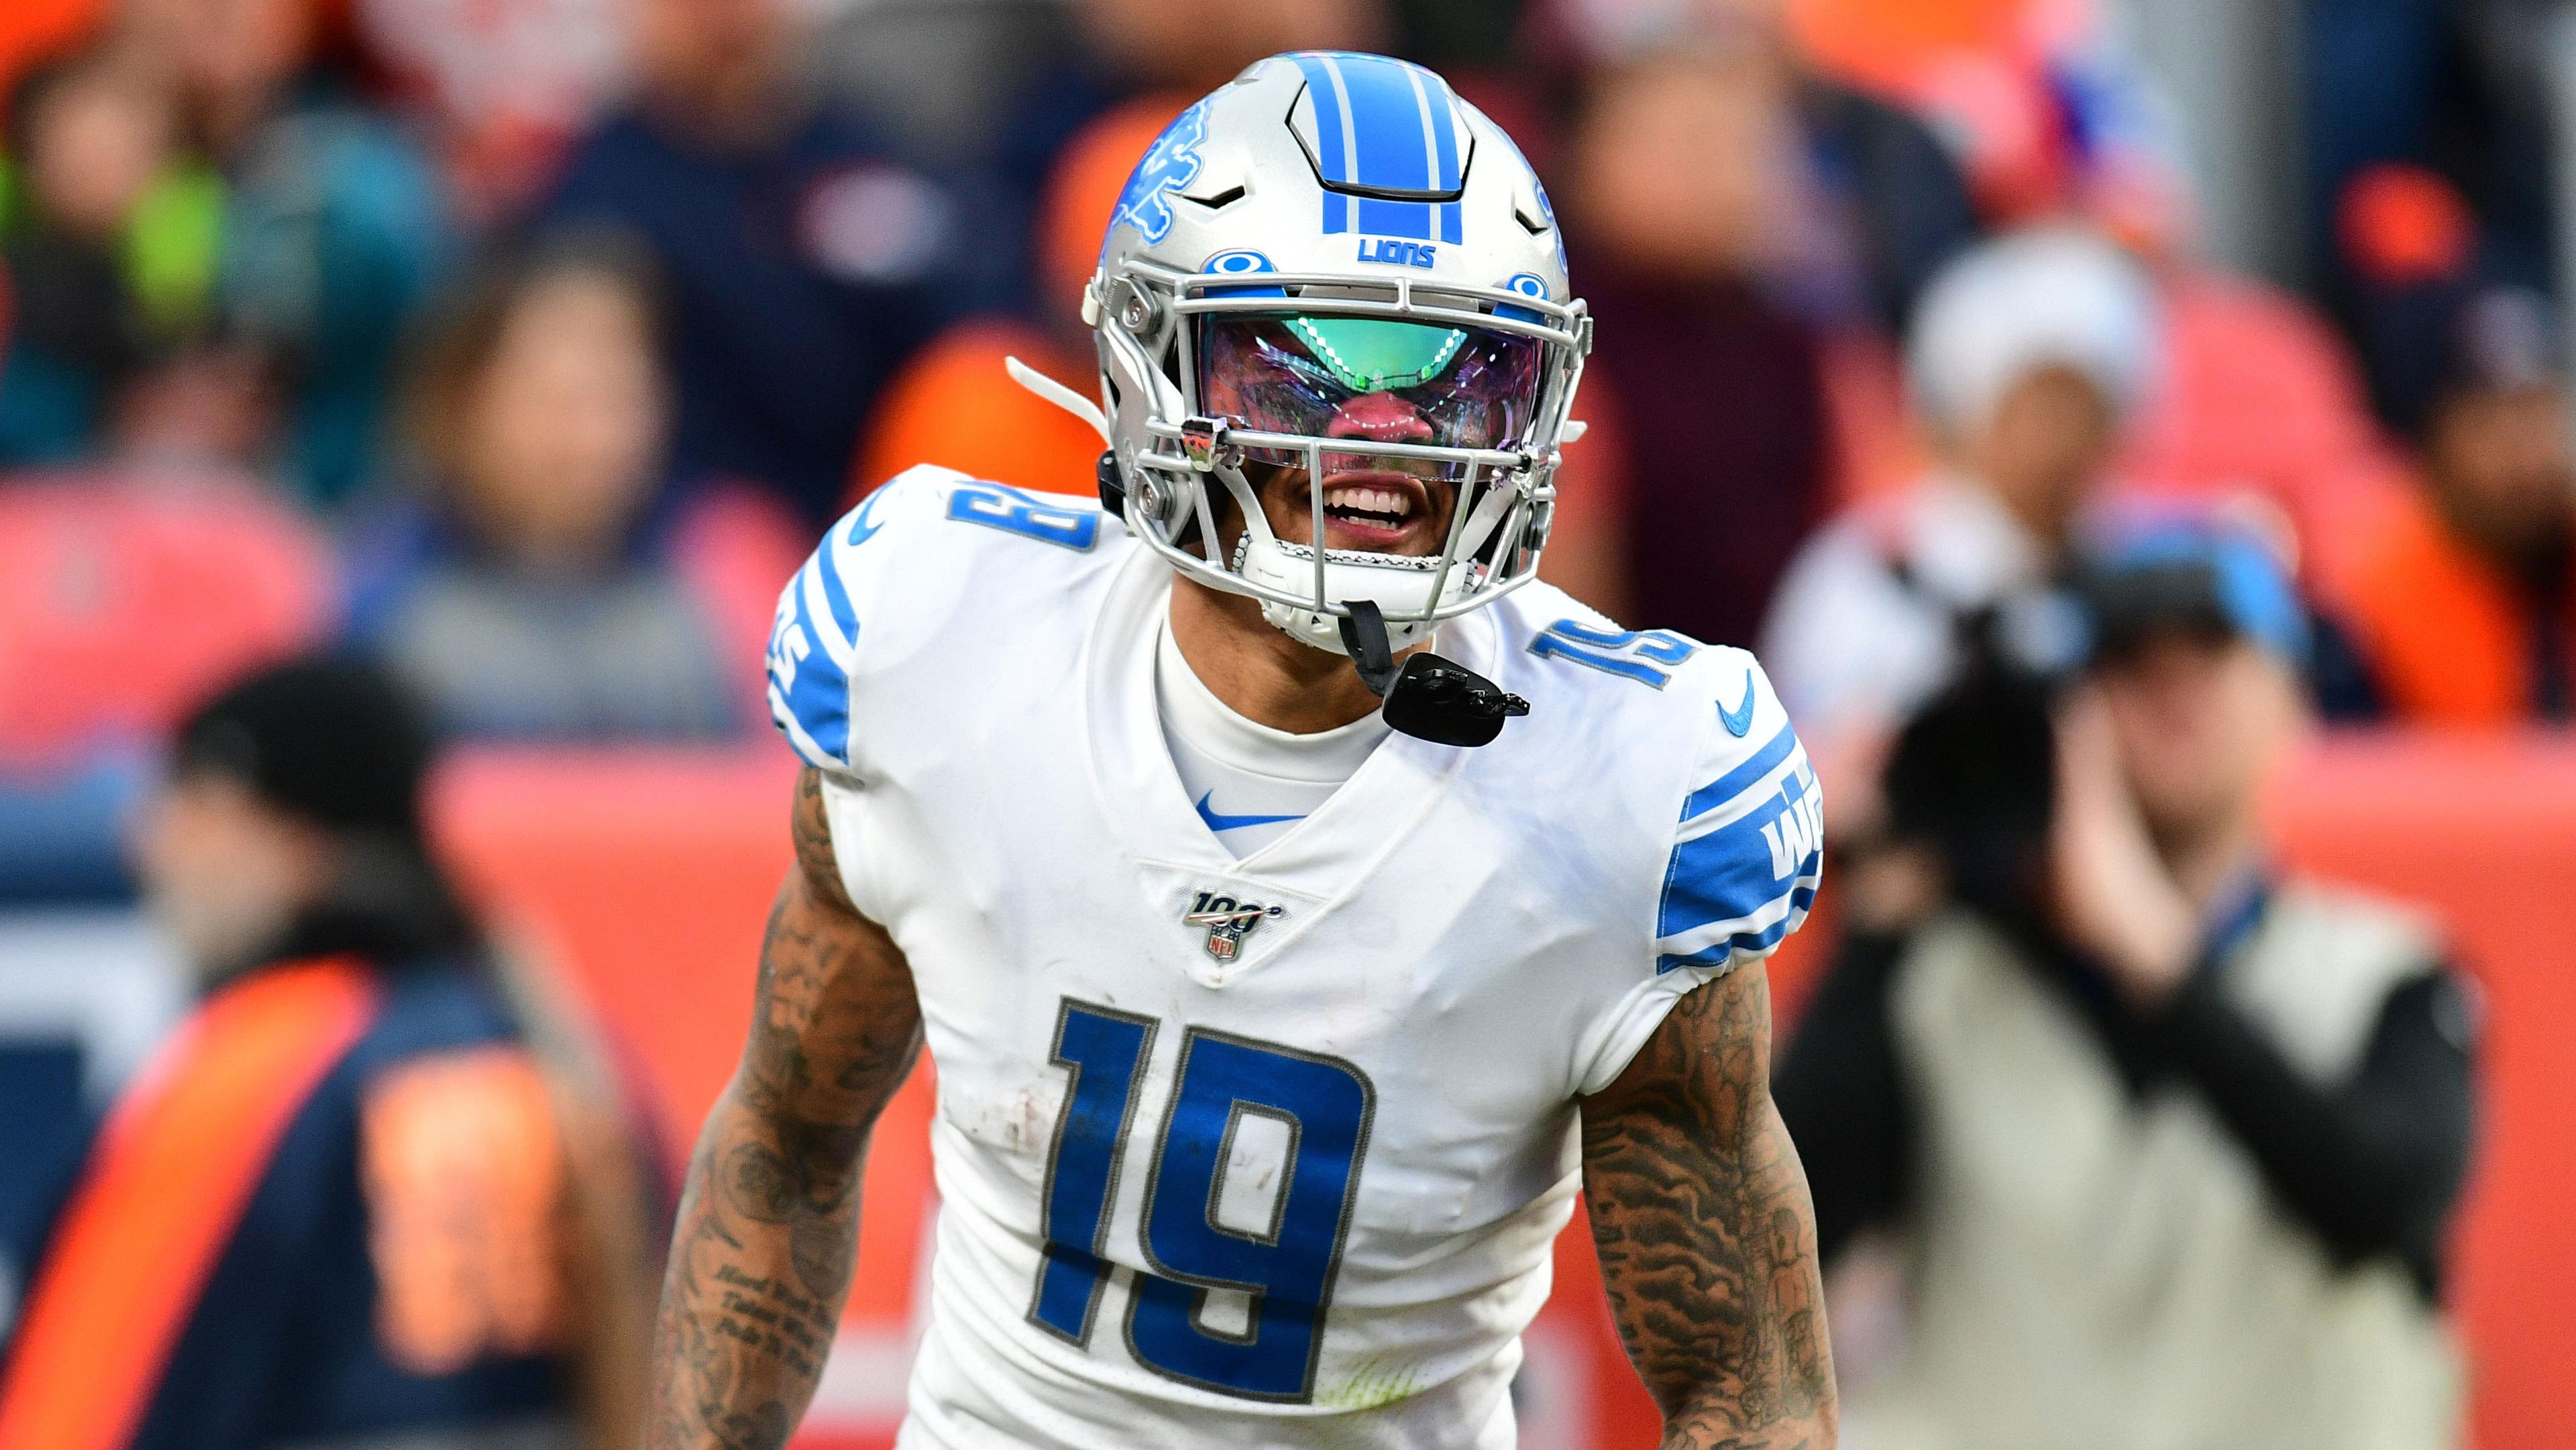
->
[0, 0, 2566, 790]
[0, 0, 2568, 857]
[0, 0, 2565, 1443]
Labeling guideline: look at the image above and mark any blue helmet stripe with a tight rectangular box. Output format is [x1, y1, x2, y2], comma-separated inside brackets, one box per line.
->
[1293, 53, 1466, 241]
[1339, 55, 1432, 193]
[1417, 60, 1464, 241]
[1409, 64, 1460, 191]
[1399, 62, 1444, 195]
[1293, 54, 1358, 185]
[1354, 196, 1436, 241]
[1293, 54, 1356, 234]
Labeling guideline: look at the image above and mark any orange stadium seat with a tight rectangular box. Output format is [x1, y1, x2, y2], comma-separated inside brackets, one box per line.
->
[2114, 267, 2412, 584]
[850, 319, 1106, 501]
[0, 471, 331, 764]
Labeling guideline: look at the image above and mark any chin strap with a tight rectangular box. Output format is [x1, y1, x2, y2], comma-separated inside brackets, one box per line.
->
[1338, 600, 1532, 748]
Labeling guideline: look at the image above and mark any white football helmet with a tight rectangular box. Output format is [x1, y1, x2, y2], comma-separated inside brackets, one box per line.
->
[1021, 52, 1591, 663]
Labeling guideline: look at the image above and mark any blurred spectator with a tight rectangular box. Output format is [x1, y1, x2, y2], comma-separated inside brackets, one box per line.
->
[109, 0, 459, 507]
[1548, 0, 1982, 333]
[536, 0, 979, 529]
[355, 0, 631, 219]
[814, 0, 1087, 171]
[1786, 0, 2192, 249]
[2304, 0, 2557, 361]
[977, 0, 1387, 341]
[1762, 227, 2159, 753]
[2323, 285, 2575, 724]
[1778, 517, 2474, 1450]
[343, 235, 779, 743]
[1753, 0, 2408, 567]
[1562, 36, 1835, 641]
[1542, 0, 1982, 547]
[849, 93, 1173, 501]
[0, 656, 662, 1450]
[0, 46, 222, 466]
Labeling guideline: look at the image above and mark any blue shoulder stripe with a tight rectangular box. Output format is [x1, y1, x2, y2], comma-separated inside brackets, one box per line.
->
[812, 546, 860, 648]
[767, 505, 887, 770]
[1680, 720, 1799, 823]
[1659, 814, 1801, 940]
[769, 641, 850, 771]
[1655, 883, 1818, 975]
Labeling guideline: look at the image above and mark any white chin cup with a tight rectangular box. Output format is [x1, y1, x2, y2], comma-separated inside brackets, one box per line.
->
[1234, 529, 1446, 655]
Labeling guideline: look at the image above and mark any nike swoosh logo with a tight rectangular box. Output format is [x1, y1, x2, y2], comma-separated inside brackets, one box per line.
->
[845, 485, 892, 546]
[1194, 792, 1305, 833]
[1717, 675, 1758, 738]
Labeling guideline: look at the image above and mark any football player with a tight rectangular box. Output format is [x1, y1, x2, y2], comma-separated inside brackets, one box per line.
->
[647, 52, 1833, 1450]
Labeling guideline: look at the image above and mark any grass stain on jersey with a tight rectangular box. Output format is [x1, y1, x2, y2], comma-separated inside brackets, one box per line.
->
[1317, 1355, 1424, 1413]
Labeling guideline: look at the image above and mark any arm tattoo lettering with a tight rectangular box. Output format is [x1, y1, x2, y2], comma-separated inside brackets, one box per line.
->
[646, 768, 924, 1450]
[1582, 967, 1836, 1449]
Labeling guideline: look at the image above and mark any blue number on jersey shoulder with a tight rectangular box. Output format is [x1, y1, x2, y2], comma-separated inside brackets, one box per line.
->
[1029, 1000, 1373, 1403]
[947, 481, 1099, 551]
[1526, 619, 1700, 688]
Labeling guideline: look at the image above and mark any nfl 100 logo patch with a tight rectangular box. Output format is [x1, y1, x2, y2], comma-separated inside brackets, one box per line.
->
[1183, 891, 1285, 962]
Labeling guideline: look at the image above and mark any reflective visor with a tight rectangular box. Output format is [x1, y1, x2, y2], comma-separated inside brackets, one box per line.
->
[1197, 315, 1547, 460]
[1283, 318, 1472, 392]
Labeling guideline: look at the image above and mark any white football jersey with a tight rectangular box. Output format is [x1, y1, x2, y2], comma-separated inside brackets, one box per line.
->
[765, 467, 1823, 1449]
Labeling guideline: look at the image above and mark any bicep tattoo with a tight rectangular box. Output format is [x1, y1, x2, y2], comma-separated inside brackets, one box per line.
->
[1581, 968, 1835, 1449]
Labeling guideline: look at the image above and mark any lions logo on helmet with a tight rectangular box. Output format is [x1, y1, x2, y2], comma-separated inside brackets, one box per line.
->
[1026, 52, 1591, 698]
[1109, 97, 1211, 246]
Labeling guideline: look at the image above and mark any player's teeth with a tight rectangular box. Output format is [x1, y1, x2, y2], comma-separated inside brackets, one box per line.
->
[1325, 486, 1411, 519]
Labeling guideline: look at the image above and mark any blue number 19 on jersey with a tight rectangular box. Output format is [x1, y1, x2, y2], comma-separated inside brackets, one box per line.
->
[1028, 999, 1375, 1402]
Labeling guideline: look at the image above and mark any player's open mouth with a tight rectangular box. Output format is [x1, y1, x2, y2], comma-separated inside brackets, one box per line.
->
[1315, 471, 1438, 552]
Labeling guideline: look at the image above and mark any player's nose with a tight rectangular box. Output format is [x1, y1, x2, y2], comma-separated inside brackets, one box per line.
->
[1325, 391, 1435, 445]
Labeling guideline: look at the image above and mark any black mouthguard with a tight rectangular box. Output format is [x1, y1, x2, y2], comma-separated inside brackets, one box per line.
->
[1338, 600, 1532, 748]
[1095, 450, 1126, 516]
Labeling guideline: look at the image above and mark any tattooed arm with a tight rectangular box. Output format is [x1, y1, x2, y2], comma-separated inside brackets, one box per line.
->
[1582, 966, 1837, 1449]
[647, 768, 924, 1450]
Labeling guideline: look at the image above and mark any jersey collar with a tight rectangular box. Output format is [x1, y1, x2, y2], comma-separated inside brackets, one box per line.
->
[1081, 548, 1477, 900]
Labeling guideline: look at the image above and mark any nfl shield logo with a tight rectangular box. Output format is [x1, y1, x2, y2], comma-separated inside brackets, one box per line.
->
[1183, 891, 1284, 961]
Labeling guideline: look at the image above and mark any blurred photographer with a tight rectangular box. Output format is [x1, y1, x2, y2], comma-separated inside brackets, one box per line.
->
[1760, 226, 2160, 839]
[1776, 517, 2477, 1450]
